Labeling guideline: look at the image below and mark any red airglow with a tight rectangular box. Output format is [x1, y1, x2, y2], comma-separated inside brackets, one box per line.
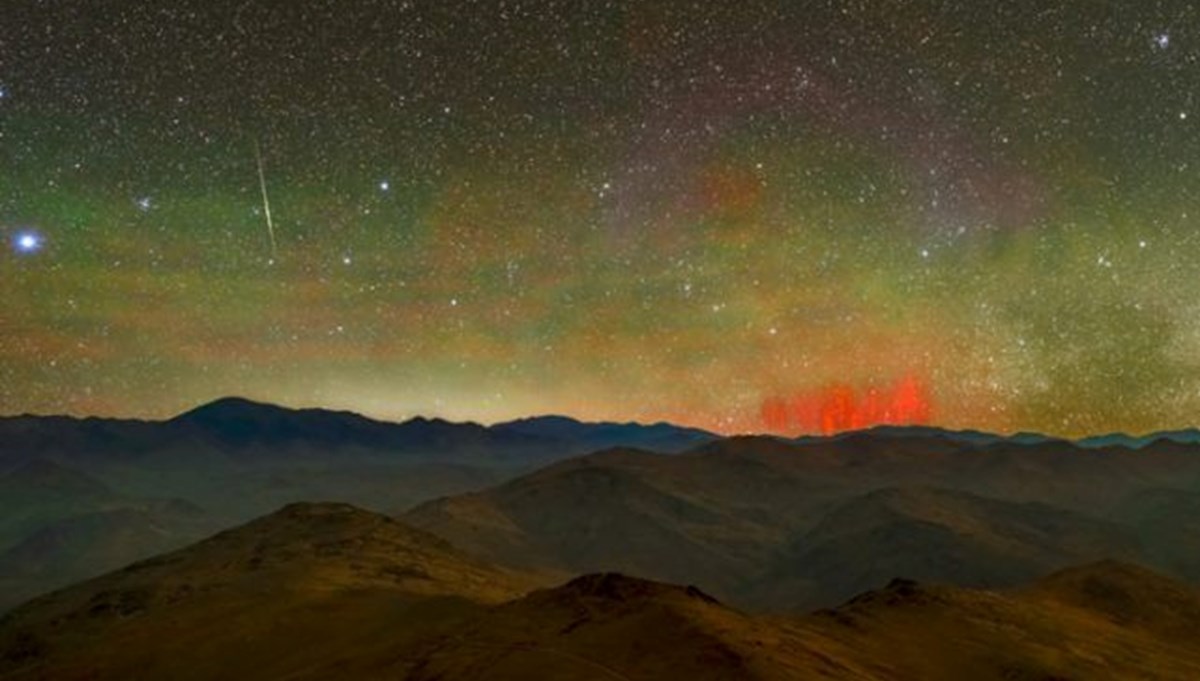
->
[760, 375, 934, 435]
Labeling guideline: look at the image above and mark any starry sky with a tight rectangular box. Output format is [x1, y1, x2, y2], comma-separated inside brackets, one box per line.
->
[2, 0, 1199, 437]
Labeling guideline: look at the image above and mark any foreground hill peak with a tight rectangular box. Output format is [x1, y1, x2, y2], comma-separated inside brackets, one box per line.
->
[205, 500, 469, 557]
[2, 502, 526, 626]
[242, 501, 427, 536]
[0, 502, 541, 680]
[272, 500, 376, 518]
[548, 572, 722, 606]
[838, 577, 946, 610]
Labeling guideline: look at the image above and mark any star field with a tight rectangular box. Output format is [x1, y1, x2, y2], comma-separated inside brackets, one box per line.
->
[2, 0, 1199, 436]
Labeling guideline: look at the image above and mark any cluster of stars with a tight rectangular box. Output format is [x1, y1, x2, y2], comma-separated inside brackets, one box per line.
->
[0, 1, 1198, 437]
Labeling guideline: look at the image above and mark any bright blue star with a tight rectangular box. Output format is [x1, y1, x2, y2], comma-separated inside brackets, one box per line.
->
[13, 231, 44, 254]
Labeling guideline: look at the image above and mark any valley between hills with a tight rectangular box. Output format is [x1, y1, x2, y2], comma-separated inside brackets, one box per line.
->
[3, 398, 1200, 679]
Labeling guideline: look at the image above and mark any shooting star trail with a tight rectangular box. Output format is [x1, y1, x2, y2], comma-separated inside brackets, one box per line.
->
[254, 139, 278, 262]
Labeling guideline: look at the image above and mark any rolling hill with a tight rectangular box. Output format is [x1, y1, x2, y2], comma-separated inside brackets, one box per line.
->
[3, 504, 1199, 681]
[406, 435, 1200, 609]
[803, 561, 1200, 680]
[0, 502, 540, 680]
[0, 398, 717, 613]
[753, 486, 1143, 608]
[406, 572, 872, 681]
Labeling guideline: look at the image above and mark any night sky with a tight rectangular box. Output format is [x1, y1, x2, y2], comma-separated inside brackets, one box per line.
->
[2, 1, 1199, 437]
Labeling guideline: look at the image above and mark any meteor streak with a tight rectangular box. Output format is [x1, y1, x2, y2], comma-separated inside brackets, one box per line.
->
[254, 139, 278, 262]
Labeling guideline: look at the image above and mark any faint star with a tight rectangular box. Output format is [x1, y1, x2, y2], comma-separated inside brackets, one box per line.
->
[1155, 33, 1171, 50]
[379, 180, 390, 191]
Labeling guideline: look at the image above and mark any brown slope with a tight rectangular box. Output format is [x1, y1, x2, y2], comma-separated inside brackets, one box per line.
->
[798, 561, 1200, 680]
[3, 532, 1200, 681]
[0, 502, 540, 681]
[407, 573, 873, 681]
[400, 562, 1200, 680]
[1020, 559, 1200, 639]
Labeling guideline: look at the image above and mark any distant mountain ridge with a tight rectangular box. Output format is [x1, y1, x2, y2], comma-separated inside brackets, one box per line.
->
[7, 396, 1200, 455]
[803, 423, 1200, 449]
[1075, 429, 1200, 449]
[5, 397, 1200, 618]
[0, 397, 722, 465]
[493, 413, 718, 452]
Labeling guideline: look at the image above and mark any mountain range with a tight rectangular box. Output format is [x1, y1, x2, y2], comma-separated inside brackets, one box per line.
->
[2, 502, 1199, 680]
[405, 433, 1200, 608]
[4, 398, 1200, 676]
[0, 398, 716, 610]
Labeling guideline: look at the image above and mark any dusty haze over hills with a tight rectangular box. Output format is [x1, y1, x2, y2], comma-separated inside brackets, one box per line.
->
[6, 399, 1200, 614]
[3, 503, 1200, 680]
[2, 401, 1200, 676]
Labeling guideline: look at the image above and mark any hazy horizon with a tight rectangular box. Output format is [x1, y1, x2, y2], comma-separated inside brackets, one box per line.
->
[6, 391, 1199, 441]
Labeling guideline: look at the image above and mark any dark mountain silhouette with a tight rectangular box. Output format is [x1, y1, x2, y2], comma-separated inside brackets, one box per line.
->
[494, 414, 718, 452]
[167, 397, 551, 459]
[1, 397, 720, 468]
[1077, 429, 1200, 449]
[798, 425, 1061, 447]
